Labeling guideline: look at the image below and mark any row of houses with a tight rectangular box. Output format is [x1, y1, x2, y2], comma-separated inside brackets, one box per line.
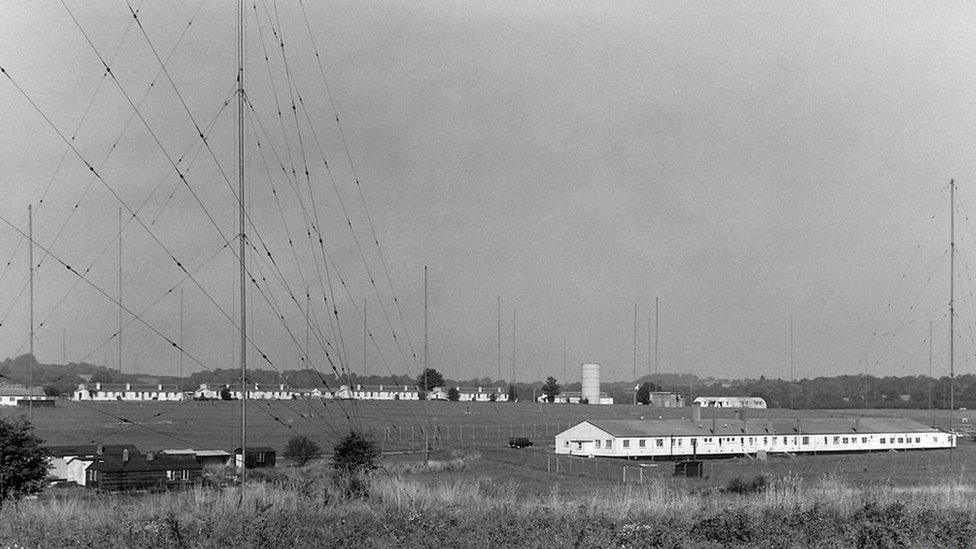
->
[692, 396, 768, 409]
[0, 383, 55, 407]
[555, 415, 955, 459]
[72, 382, 510, 403]
[46, 444, 277, 491]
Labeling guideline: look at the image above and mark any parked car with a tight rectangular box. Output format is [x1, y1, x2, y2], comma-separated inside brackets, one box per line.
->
[508, 437, 533, 449]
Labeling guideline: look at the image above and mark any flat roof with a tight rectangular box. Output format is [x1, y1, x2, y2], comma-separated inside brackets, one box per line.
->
[578, 417, 940, 438]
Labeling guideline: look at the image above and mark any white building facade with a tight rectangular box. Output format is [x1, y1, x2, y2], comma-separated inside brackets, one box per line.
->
[555, 417, 955, 459]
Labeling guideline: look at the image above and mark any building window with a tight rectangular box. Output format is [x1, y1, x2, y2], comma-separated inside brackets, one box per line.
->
[862, 437, 868, 443]
[802, 436, 809, 445]
[87, 470, 98, 483]
[256, 452, 266, 463]
[595, 440, 601, 448]
[897, 438, 904, 444]
[623, 440, 630, 448]
[880, 438, 886, 444]
[605, 439, 612, 448]
[748, 437, 753, 445]
[783, 437, 788, 444]
[639, 439, 646, 448]
[915, 437, 920, 443]
[842, 437, 849, 444]
[833, 436, 840, 444]
[676, 438, 682, 446]
[764, 437, 768, 444]
[655, 439, 664, 447]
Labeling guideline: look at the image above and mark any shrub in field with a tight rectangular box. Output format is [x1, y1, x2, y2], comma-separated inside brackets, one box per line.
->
[219, 386, 232, 400]
[284, 435, 320, 466]
[0, 417, 47, 510]
[721, 475, 768, 495]
[333, 430, 380, 497]
[507, 385, 518, 402]
[447, 387, 460, 401]
[541, 376, 560, 403]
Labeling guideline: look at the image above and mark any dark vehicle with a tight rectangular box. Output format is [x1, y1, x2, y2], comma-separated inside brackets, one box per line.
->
[508, 437, 533, 449]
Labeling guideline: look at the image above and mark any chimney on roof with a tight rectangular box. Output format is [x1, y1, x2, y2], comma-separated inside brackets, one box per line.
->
[122, 449, 129, 462]
[146, 452, 155, 461]
[125, 383, 131, 391]
[96, 382, 101, 390]
[96, 444, 104, 455]
[692, 404, 701, 422]
[280, 384, 284, 391]
[157, 384, 163, 391]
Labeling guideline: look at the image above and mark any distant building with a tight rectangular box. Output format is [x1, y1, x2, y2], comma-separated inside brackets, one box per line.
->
[233, 447, 276, 469]
[0, 384, 52, 407]
[85, 450, 202, 491]
[648, 392, 684, 407]
[160, 448, 233, 467]
[555, 417, 955, 459]
[329, 384, 509, 402]
[193, 383, 299, 401]
[46, 444, 202, 491]
[73, 382, 184, 402]
[692, 396, 767, 409]
[536, 391, 613, 405]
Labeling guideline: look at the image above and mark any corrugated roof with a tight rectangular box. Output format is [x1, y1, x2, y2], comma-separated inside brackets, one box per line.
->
[579, 417, 939, 438]
[88, 453, 201, 473]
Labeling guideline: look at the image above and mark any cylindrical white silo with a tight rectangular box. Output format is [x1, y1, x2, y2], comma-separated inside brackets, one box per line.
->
[581, 363, 600, 404]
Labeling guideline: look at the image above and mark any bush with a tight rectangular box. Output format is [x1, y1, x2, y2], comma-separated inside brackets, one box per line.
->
[333, 430, 380, 497]
[0, 417, 48, 509]
[447, 388, 460, 401]
[283, 435, 320, 466]
[722, 475, 768, 495]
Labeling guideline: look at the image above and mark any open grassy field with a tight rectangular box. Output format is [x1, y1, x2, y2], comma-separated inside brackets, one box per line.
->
[4, 399, 975, 491]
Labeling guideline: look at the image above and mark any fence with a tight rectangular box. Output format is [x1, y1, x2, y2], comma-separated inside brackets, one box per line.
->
[483, 448, 670, 485]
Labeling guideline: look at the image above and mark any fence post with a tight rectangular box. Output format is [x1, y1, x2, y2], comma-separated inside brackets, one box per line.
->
[639, 467, 644, 485]
[623, 467, 626, 484]
[547, 456, 551, 473]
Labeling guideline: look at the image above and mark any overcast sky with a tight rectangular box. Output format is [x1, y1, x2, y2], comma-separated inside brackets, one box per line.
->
[2, 1, 976, 385]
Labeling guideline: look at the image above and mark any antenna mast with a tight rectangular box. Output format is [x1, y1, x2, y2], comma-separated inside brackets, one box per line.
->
[496, 296, 501, 382]
[179, 288, 184, 392]
[28, 204, 34, 419]
[654, 297, 659, 377]
[789, 315, 794, 409]
[237, 0, 247, 489]
[423, 265, 428, 389]
[949, 178, 955, 463]
[118, 207, 122, 377]
[632, 303, 637, 385]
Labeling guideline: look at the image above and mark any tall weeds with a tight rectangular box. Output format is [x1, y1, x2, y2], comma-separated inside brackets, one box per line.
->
[3, 466, 976, 547]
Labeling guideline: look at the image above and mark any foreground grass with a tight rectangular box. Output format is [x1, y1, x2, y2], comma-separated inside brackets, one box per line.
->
[2, 466, 976, 548]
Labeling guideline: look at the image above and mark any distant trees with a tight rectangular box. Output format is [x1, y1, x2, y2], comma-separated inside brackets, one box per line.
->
[219, 386, 233, 400]
[0, 417, 47, 510]
[447, 387, 460, 401]
[636, 382, 651, 405]
[416, 368, 444, 391]
[541, 377, 560, 403]
[89, 370, 116, 384]
[507, 385, 518, 402]
[284, 435, 320, 466]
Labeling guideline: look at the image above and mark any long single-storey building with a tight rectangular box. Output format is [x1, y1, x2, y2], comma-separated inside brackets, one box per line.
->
[555, 417, 955, 459]
[692, 396, 767, 409]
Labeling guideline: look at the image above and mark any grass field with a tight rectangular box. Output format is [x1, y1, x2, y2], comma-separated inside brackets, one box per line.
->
[4, 399, 974, 491]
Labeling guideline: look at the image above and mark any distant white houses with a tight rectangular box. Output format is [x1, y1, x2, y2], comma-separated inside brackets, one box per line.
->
[555, 417, 955, 459]
[330, 384, 509, 402]
[0, 383, 51, 407]
[536, 391, 614, 405]
[692, 396, 767, 409]
[194, 383, 299, 401]
[73, 382, 184, 402]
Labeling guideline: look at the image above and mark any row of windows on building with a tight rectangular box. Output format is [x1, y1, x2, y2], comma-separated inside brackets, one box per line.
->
[86, 469, 191, 482]
[578, 434, 936, 450]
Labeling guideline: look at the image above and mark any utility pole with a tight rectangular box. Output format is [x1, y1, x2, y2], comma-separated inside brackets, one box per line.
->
[512, 308, 516, 385]
[305, 287, 310, 367]
[632, 303, 637, 386]
[654, 297, 659, 377]
[496, 296, 501, 382]
[424, 265, 428, 390]
[237, 0, 247, 490]
[789, 315, 794, 410]
[363, 298, 367, 377]
[118, 207, 122, 377]
[179, 288, 184, 391]
[28, 204, 34, 420]
[949, 179, 955, 464]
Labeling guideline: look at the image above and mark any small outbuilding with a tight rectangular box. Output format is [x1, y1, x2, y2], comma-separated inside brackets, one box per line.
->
[233, 446, 276, 469]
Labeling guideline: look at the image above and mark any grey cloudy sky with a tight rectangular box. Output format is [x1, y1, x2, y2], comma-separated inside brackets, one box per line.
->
[2, 1, 976, 384]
